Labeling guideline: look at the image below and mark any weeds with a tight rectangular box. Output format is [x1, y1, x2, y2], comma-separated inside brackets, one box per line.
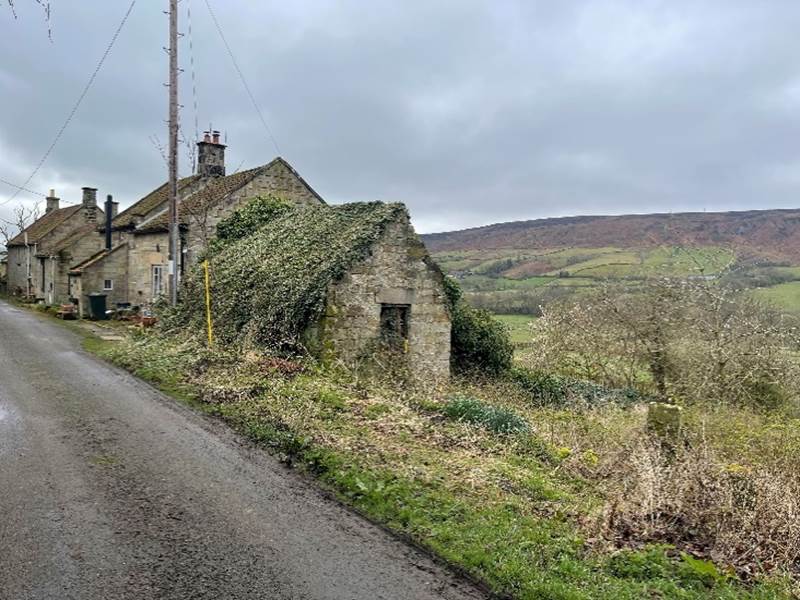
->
[443, 395, 529, 434]
[87, 329, 798, 598]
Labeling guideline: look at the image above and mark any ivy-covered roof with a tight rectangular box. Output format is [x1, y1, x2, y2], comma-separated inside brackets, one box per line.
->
[175, 202, 408, 348]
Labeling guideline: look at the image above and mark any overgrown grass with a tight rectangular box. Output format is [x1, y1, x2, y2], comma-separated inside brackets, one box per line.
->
[443, 396, 530, 434]
[83, 328, 798, 599]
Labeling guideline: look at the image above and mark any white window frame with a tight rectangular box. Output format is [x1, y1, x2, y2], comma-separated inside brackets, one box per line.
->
[152, 264, 165, 299]
[103, 279, 114, 291]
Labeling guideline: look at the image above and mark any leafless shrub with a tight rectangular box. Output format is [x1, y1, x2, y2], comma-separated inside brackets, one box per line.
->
[591, 433, 800, 578]
[525, 276, 800, 407]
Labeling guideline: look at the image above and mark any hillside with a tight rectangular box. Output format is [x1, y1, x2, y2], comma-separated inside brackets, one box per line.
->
[424, 208, 800, 261]
[422, 208, 800, 315]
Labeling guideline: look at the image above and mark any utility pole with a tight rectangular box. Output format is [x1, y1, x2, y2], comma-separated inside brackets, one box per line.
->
[167, 0, 179, 306]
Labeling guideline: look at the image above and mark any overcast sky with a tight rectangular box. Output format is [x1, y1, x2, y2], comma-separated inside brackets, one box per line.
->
[1, 0, 800, 234]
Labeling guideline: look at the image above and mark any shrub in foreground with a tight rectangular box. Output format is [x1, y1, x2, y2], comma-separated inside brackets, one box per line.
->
[445, 277, 514, 375]
[594, 437, 800, 579]
[509, 366, 645, 408]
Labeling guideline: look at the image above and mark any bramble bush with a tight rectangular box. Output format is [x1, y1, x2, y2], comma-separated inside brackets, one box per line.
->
[525, 277, 800, 408]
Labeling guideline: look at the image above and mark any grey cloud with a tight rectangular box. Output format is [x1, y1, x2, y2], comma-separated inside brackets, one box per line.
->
[1, 0, 800, 235]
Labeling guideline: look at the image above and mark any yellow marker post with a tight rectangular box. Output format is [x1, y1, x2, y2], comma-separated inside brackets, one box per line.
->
[202, 259, 214, 347]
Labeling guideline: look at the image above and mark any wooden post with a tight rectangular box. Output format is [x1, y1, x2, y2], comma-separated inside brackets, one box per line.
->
[167, 0, 179, 306]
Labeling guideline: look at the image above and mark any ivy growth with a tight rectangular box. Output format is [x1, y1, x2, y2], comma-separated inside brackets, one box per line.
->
[205, 194, 291, 258]
[173, 201, 408, 351]
[444, 276, 514, 375]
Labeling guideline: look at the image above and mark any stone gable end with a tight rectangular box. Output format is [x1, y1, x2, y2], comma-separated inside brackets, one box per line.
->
[316, 215, 451, 380]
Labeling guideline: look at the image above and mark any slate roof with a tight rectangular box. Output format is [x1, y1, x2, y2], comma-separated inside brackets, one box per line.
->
[109, 175, 201, 230]
[124, 157, 326, 235]
[134, 167, 263, 234]
[7, 205, 83, 246]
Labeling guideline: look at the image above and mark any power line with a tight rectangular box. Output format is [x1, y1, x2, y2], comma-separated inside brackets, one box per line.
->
[0, 0, 137, 208]
[0, 177, 47, 198]
[186, 0, 200, 173]
[202, 0, 281, 156]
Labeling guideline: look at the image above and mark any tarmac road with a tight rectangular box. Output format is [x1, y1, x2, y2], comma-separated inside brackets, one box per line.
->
[0, 300, 488, 600]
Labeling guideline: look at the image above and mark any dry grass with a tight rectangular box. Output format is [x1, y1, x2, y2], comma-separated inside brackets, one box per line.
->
[99, 331, 800, 596]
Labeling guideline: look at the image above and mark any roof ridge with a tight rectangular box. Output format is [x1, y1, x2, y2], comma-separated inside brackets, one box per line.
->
[69, 241, 128, 272]
[8, 205, 84, 246]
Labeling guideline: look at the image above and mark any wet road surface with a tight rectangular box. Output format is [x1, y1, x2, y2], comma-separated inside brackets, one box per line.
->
[0, 300, 488, 600]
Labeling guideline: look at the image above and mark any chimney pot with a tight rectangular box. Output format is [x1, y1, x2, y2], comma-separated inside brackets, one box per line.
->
[196, 128, 226, 177]
[45, 193, 60, 213]
[82, 187, 98, 207]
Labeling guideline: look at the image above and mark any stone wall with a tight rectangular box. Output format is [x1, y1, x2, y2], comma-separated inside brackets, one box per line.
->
[185, 160, 324, 264]
[126, 232, 170, 305]
[6, 245, 29, 296]
[43, 231, 106, 305]
[315, 215, 451, 381]
[74, 244, 130, 317]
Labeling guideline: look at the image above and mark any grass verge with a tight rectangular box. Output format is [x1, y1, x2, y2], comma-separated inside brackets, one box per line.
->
[70, 326, 798, 600]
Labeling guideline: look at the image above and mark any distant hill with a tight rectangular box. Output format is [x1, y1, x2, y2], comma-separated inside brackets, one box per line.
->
[423, 208, 800, 263]
[422, 208, 800, 316]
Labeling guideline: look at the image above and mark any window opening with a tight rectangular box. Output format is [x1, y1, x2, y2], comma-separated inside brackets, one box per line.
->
[380, 303, 410, 351]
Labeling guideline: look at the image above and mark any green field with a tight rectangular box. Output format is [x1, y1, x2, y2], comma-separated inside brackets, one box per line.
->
[494, 314, 536, 344]
[435, 245, 800, 316]
[752, 281, 800, 314]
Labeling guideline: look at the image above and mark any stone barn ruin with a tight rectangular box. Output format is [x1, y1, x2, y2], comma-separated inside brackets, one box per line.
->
[180, 201, 451, 380]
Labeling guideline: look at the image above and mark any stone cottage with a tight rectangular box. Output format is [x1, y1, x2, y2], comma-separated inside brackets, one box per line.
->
[183, 202, 451, 380]
[5, 188, 104, 300]
[70, 131, 324, 316]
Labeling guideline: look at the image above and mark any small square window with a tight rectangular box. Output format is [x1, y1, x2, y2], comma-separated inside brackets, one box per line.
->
[380, 303, 410, 351]
[103, 279, 113, 291]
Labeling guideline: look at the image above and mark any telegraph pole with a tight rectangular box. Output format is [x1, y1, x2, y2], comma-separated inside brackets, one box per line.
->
[167, 0, 179, 306]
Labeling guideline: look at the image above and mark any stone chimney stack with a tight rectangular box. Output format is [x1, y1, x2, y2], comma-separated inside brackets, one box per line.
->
[82, 187, 98, 223]
[196, 130, 226, 177]
[45, 189, 59, 213]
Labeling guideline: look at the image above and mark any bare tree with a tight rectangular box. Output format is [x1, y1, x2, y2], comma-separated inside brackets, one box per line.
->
[526, 276, 800, 407]
[0, 203, 41, 249]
